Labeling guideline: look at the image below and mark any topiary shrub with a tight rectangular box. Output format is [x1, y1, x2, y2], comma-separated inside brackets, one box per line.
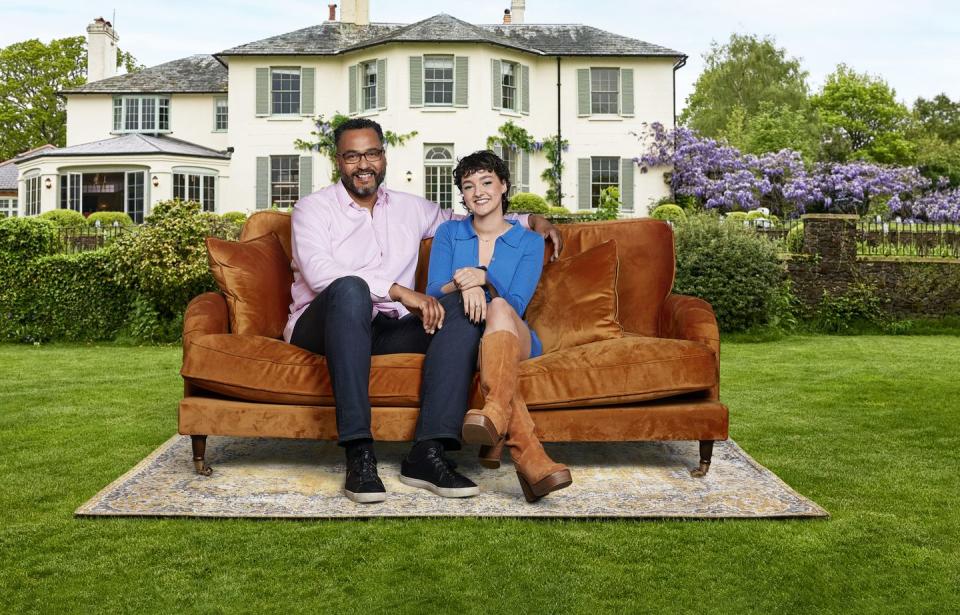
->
[508, 192, 549, 214]
[724, 211, 749, 223]
[39, 209, 87, 228]
[221, 211, 248, 225]
[88, 211, 134, 227]
[785, 222, 805, 253]
[651, 204, 688, 225]
[546, 206, 570, 216]
[110, 200, 218, 334]
[672, 213, 789, 332]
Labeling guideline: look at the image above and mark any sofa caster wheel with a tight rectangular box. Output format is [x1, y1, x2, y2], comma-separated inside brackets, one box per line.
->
[193, 459, 213, 476]
[690, 460, 711, 478]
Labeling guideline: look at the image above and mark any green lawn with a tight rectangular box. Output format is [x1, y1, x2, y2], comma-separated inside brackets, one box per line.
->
[2, 337, 958, 613]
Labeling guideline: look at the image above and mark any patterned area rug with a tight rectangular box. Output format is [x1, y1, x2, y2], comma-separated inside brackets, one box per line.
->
[76, 436, 828, 519]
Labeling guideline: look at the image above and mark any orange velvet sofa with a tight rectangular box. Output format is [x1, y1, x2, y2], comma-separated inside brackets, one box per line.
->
[179, 211, 728, 477]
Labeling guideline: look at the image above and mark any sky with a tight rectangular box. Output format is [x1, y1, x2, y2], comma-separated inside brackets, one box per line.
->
[2, 0, 958, 110]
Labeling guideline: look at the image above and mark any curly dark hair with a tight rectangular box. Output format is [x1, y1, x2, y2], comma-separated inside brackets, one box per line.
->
[333, 117, 385, 149]
[453, 150, 511, 214]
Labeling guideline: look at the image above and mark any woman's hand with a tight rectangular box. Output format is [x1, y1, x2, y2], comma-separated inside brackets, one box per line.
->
[461, 286, 487, 324]
[453, 267, 487, 291]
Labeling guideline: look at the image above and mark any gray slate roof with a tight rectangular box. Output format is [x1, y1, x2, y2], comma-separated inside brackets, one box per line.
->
[0, 145, 58, 190]
[219, 14, 683, 57]
[15, 134, 230, 162]
[61, 55, 227, 94]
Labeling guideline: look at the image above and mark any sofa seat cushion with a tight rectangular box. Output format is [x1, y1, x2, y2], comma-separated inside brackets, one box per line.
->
[181, 334, 424, 406]
[516, 336, 718, 410]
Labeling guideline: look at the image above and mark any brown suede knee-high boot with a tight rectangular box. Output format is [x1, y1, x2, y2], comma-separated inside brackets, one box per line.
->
[506, 395, 572, 503]
[462, 330, 519, 447]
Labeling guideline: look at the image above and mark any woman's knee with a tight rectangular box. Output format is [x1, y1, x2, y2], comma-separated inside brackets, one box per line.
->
[485, 298, 517, 332]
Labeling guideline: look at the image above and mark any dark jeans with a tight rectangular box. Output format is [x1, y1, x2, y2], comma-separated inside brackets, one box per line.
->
[290, 276, 481, 449]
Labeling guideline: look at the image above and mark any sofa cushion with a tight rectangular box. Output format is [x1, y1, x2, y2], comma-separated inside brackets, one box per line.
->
[525, 239, 623, 354]
[206, 233, 293, 338]
[181, 334, 424, 406]
[514, 335, 718, 409]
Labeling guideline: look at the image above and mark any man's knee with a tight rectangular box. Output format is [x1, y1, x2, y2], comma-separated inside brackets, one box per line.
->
[326, 276, 372, 308]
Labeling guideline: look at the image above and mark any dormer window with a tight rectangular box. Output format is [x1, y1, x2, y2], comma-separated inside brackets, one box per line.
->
[113, 95, 171, 133]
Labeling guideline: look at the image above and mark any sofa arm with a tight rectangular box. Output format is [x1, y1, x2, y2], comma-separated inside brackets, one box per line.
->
[659, 293, 720, 399]
[182, 292, 229, 351]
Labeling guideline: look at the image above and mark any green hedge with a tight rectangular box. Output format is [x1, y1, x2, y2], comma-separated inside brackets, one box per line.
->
[509, 192, 549, 214]
[39, 209, 87, 228]
[87, 212, 134, 227]
[651, 204, 687, 225]
[0, 248, 131, 343]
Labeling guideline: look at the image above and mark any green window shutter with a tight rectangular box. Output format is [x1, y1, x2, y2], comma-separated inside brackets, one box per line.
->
[577, 68, 590, 116]
[300, 156, 313, 199]
[521, 150, 530, 192]
[409, 56, 423, 107]
[256, 157, 270, 209]
[620, 68, 634, 116]
[256, 68, 269, 116]
[491, 59, 502, 110]
[578, 158, 591, 209]
[301, 67, 315, 115]
[620, 158, 634, 212]
[520, 64, 530, 114]
[348, 64, 358, 114]
[454, 56, 469, 107]
[376, 59, 387, 109]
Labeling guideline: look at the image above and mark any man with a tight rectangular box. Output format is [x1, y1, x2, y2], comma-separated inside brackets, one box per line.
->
[285, 118, 562, 503]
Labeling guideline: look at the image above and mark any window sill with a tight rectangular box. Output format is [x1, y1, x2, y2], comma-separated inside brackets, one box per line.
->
[265, 116, 305, 122]
[419, 107, 457, 113]
[499, 109, 522, 118]
[586, 115, 624, 122]
[211, 129, 228, 133]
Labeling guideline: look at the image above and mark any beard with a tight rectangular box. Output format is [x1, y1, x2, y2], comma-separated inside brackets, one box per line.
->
[341, 166, 387, 199]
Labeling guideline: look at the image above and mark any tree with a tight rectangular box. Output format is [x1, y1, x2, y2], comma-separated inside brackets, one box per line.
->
[812, 64, 914, 165]
[680, 34, 811, 138]
[913, 93, 960, 143]
[0, 36, 142, 160]
[720, 101, 819, 160]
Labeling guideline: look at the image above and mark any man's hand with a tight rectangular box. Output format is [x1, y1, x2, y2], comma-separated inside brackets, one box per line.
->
[528, 214, 564, 262]
[453, 267, 486, 291]
[461, 287, 487, 324]
[390, 284, 445, 334]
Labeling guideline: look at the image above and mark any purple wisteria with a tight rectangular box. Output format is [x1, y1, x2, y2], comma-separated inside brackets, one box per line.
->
[636, 122, 960, 221]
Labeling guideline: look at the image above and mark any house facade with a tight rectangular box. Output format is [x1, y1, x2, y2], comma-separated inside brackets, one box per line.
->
[15, 2, 685, 221]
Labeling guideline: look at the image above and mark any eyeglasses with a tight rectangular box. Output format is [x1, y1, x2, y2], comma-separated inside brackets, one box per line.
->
[336, 149, 384, 164]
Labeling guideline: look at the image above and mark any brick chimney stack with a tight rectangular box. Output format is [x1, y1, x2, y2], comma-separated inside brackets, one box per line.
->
[503, 9, 512, 24]
[86, 17, 119, 83]
[328, 4, 337, 21]
[511, 0, 526, 24]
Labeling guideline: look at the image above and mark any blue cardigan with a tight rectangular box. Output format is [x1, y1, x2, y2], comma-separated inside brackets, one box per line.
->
[426, 216, 545, 357]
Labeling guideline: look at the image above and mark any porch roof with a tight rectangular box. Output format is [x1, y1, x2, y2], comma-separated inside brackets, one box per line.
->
[14, 134, 231, 163]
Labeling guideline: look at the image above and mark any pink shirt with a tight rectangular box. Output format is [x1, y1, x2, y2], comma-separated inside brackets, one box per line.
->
[284, 181, 528, 342]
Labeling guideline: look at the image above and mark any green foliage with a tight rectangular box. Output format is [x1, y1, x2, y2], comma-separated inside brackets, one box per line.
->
[728, 101, 820, 159]
[486, 121, 534, 152]
[508, 192, 549, 214]
[672, 213, 788, 332]
[109, 199, 218, 323]
[912, 134, 960, 187]
[680, 34, 810, 139]
[120, 293, 184, 344]
[651, 204, 688, 224]
[0, 216, 56, 259]
[540, 135, 568, 207]
[725, 211, 749, 222]
[812, 64, 915, 164]
[0, 36, 141, 159]
[39, 209, 87, 228]
[785, 222, 805, 253]
[221, 211, 248, 225]
[913, 93, 960, 144]
[596, 186, 620, 220]
[813, 282, 888, 333]
[87, 211, 134, 227]
[0, 249, 131, 342]
[295, 113, 418, 182]
[547, 206, 570, 215]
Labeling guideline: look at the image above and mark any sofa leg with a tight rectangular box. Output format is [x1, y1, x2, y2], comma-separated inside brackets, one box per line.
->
[191, 435, 213, 476]
[690, 440, 714, 478]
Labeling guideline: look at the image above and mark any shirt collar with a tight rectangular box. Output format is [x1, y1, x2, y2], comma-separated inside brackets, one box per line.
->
[334, 179, 388, 211]
[455, 215, 523, 248]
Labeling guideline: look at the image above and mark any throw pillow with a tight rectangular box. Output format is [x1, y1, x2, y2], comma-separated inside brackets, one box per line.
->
[525, 239, 623, 354]
[206, 232, 293, 338]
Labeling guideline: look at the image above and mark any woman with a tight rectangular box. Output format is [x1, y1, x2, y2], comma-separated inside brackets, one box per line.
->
[426, 150, 572, 502]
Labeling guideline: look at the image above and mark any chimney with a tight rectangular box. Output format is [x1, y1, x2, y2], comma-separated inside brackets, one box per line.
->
[503, 9, 512, 24]
[86, 17, 119, 82]
[511, 0, 526, 24]
[340, 0, 369, 25]
[328, 4, 337, 21]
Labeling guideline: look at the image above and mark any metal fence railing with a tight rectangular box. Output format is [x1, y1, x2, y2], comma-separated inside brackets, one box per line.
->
[857, 220, 960, 259]
[54, 226, 133, 254]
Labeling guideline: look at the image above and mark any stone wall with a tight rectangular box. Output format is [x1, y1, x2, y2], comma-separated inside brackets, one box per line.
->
[785, 214, 960, 317]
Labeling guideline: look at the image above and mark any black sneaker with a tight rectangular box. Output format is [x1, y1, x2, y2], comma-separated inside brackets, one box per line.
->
[344, 448, 387, 504]
[400, 444, 479, 498]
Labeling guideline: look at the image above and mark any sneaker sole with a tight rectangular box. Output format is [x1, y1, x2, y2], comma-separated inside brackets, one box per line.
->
[399, 475, 480, 498]
[344, 489, 387, 504]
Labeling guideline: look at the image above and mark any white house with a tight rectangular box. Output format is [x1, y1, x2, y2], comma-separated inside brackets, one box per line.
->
[15, 2, 685, 222]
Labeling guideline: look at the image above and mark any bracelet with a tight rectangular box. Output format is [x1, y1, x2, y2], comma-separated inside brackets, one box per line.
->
[476, 265, 487, 271]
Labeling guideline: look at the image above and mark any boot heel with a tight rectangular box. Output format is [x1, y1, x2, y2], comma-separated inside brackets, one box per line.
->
[478, 437, 505, 469]
[516, 468, 573, 503]
[462, 413, 499, 446]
